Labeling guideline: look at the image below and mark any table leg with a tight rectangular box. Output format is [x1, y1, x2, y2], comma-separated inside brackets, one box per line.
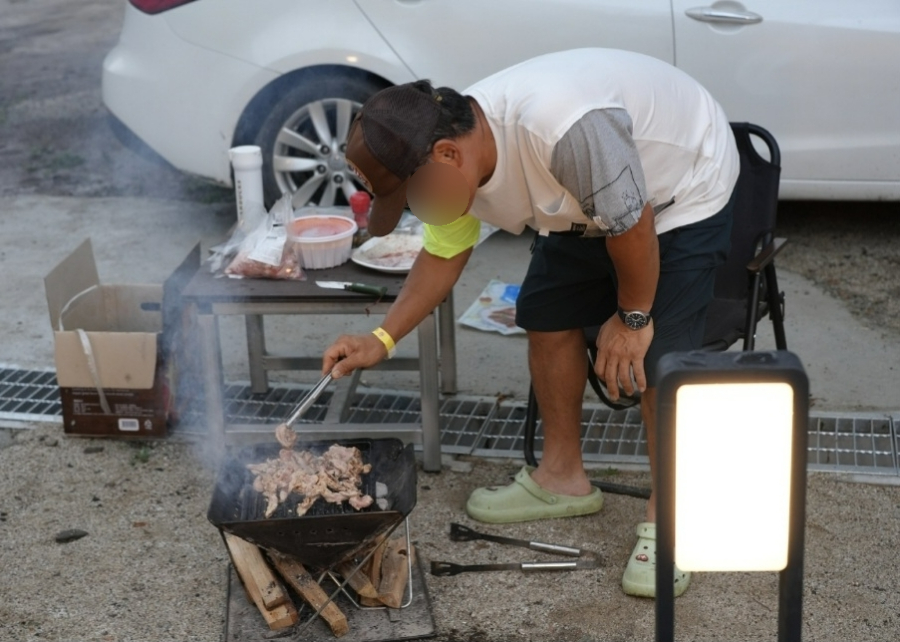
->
[245, 314, 269, 394]
[323, 368, 361, 424]
[417, 312, 441, 472]
[438, 291, 458, 395]
[198, 313, 226, 459]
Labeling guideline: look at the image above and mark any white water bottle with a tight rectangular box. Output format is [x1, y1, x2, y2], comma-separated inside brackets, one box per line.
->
[228, 145, 265, 227]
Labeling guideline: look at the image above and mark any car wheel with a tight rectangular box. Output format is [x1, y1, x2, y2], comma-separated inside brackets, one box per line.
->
[255, 75, 386, 209]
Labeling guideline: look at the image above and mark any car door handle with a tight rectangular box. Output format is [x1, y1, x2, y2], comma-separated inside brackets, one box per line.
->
[685, 6, 763, 25]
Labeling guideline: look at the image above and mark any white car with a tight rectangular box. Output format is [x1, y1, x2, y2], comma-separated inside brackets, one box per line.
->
[103, 0, 900, 208]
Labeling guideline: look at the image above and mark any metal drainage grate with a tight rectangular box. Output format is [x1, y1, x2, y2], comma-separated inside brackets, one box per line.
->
[480, 404, 899, 476]
[473, 401, 648, 465]
[174, 383, 494, 455]
[896, 414, 900, 473]
[344, 390, 495, 454]
[172, 384, 334, 433]
[1, 366, 898, 476]
[0, 366, 61, 422]
[807, 414, 897, 475]
[222, 384, 333, 425]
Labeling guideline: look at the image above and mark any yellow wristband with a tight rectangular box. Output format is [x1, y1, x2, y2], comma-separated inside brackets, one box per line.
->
[372, 327, 396, 359]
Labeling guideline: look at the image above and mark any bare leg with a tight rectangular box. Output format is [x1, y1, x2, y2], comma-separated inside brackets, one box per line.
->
[641, 387, 657, 522]
[527, 329, 593, 496]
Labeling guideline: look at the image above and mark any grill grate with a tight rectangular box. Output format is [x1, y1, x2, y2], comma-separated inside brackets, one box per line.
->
[237, 442, 379, 521]
[209, 439, 417, 569]
[1, 366, 897, 476]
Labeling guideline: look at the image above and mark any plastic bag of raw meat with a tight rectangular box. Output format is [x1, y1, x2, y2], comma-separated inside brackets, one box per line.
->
[208, 194, 306, 280]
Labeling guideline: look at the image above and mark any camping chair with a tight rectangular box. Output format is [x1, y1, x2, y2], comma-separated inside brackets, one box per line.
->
[522, 122, 788, 498]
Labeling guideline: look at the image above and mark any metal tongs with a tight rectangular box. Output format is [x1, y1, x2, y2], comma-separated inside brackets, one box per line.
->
[274, 371, 333, 447]
[430, 523, 602, 576]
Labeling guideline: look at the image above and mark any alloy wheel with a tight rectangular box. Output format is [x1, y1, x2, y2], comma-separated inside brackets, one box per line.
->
[271, 98, 365, 209]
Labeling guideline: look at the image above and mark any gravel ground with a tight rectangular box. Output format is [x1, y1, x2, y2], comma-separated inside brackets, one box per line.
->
[0, 424, 224, 642]
[2, 423, 899, 642]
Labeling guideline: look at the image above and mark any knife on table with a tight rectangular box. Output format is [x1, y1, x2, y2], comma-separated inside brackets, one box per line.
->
[316, 281, 388, 297]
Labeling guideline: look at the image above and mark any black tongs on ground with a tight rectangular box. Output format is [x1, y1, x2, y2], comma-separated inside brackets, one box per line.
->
[430, 523, 602, 576]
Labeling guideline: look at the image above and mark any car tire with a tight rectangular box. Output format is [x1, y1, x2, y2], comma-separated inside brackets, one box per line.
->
[254, 74, 386, 209]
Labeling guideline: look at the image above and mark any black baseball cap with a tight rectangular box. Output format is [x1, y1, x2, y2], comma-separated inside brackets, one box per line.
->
[345, 82, 443, 235]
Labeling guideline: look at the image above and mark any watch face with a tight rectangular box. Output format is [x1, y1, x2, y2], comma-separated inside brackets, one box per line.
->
[624, 311, 649, 330]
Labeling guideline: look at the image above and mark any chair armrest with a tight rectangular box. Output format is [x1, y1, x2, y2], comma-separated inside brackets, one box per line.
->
[746, 237, 787, 273]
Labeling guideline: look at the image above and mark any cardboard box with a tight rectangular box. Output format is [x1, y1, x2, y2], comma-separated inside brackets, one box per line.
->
[44, 239, 198, 438]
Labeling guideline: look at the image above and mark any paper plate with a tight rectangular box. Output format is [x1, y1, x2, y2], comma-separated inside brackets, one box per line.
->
[351, 234, 423, 273]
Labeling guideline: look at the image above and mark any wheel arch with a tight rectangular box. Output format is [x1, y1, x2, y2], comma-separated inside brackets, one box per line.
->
[231, 64, 394, 149]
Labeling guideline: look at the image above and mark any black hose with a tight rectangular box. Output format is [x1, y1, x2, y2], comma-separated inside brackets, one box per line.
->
[590, 479, 651, 499]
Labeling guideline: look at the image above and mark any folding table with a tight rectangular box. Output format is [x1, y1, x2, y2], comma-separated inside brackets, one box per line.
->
[180, 260, 457, 472]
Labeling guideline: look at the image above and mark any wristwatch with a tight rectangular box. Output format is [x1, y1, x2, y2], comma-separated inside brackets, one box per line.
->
[617, 307, 652, 331]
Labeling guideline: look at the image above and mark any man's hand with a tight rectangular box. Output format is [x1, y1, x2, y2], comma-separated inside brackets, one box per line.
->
[320, 247, 472, 381]
[323, 333, 389, 379]
[594, 315, 654, 400]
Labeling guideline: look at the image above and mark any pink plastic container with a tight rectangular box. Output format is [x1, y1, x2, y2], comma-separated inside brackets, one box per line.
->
[287, 215, 357, 269]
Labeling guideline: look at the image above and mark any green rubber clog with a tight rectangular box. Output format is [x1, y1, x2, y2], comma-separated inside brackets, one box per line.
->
[465, 466, 604, 524]
[622, 522, 692, 598]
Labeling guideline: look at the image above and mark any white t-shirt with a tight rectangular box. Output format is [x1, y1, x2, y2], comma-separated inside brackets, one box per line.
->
[463, 48, 739, 237]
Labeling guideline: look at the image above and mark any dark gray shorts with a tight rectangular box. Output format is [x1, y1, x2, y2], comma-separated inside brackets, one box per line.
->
[515, 191, 735, 387]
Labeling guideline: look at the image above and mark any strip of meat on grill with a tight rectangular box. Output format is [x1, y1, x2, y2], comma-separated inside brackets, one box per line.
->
[247, 444, 374, 518]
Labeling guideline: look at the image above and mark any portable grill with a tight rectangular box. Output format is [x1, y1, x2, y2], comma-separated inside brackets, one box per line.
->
[207, 438, 416, 569]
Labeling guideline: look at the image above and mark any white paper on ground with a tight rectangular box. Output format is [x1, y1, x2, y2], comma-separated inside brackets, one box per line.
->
[458, 279, 525, 336]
